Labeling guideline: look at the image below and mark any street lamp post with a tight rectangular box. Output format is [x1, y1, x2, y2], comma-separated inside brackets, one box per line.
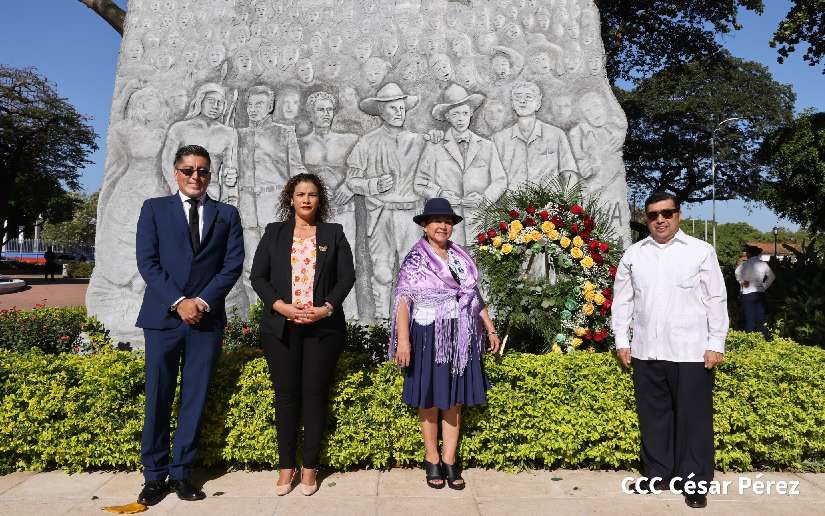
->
[772, 227, 779, 259]
[710, 117, 743, 249]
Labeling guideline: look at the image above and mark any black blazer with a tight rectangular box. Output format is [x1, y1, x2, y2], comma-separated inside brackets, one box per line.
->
[250, 219, 355, 338]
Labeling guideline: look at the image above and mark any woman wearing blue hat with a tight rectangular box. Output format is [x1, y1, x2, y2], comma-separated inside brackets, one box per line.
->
[389, 197, 500, 490]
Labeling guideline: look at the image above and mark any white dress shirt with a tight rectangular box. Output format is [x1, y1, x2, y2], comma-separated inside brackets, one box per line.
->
[171, 191, 209, 312]
[178, 190, 206, 240]
[735, 256, 775, 294]
[611, 230, 729, 362]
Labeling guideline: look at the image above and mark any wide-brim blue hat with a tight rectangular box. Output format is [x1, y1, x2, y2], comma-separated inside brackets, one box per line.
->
[413, 197, 463, 226]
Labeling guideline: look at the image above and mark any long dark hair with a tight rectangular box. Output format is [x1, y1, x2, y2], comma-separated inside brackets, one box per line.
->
[277, 173, 331, 223]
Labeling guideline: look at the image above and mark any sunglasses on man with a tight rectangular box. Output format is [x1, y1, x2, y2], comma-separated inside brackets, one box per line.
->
[646, 208, 679, 221]
[176, 167, 211, 178]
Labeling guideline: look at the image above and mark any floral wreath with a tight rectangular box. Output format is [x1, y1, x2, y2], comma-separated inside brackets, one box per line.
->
[471, 182, 621, 353]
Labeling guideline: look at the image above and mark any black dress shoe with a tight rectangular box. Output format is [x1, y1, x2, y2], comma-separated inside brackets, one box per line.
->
[137, 479, 169, 506]
[169, 479, 206, 501]
[685, 493, 708, 508]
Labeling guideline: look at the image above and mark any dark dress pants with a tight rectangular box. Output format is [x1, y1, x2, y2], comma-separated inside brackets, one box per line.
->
[632, 359, 715, 484]
[141, 324, 222, 481]
[741, 292, 769, 338]
[261, 322, 342, 469]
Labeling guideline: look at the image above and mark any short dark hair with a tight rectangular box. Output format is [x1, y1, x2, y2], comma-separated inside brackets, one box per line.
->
[173, 145, 211, 167]
[644, 191, 680, 211]
[277, 173, 331, 223]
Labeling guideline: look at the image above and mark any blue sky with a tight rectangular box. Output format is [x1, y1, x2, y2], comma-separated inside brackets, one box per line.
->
[0, 1, 822, 233]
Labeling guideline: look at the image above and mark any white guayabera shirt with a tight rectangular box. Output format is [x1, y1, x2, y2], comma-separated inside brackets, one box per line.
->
[611, 230, 729, 362]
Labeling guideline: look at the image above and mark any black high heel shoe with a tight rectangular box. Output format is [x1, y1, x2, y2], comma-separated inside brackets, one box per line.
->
[423, 460, 445, 489]
[442, 462, 465, 490]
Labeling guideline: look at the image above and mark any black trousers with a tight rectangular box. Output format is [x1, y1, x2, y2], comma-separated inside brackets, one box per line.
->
[261, 322, 342, 469]
[632, 359, 715, 483]
[741, 292, 769, 338]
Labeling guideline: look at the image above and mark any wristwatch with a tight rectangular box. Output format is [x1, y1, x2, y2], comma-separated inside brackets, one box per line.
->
[324, 302, 334, 317]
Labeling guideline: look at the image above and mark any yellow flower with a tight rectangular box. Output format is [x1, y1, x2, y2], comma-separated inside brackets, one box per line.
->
[583, 289, 595, 302]
[593, 292, 606, 305]
[582, 303, 595, 316]
[541, 221, 556, 234]
[551, 343, 562, 354]
[582, 281, 596, 293]
[574, 327, 587, 337]
[560, 236, 571, 248]
[530, 230, 542, 242]
[479, 245, 488, 252]
[572, 337, 583, 348]
[492, 236, 503, 248]
[510, 220, 523, 233]
[571, 247, 584, 259]
[572, 235, 584, 247]
[501, 243, 513, 254]
[580, 256, 595, 269]
[522, 232, 533, 243]
[547, 229, 560, 240]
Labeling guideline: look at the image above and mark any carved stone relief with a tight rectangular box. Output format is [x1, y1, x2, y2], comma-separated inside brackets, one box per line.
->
[89, 0, 631, 345]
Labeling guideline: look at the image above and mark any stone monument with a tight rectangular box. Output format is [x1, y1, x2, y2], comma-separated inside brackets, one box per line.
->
[89, 0, 631, 345]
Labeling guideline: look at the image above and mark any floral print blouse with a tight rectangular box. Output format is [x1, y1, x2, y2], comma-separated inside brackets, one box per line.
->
[290, 235, 317, 308]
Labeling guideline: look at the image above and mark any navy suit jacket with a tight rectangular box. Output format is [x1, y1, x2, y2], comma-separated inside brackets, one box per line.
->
[135, 194, 244, 331]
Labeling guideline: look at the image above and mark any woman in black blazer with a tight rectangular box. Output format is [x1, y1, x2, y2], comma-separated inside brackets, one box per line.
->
[250, 173, 355, 496]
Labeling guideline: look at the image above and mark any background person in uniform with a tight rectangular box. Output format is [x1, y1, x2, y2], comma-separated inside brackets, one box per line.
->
[250, 173, 355, 496]
[134, 145, 244, 506]
[611, 191, 728, 509]
[735, 244, 775, 338]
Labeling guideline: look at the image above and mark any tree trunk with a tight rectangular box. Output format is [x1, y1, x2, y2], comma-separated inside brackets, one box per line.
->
[77, 0, 125, 35]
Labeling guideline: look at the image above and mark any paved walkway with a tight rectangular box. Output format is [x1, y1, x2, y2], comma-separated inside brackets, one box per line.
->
[1, 469, 823, 515]
[0, 274, 88, 310]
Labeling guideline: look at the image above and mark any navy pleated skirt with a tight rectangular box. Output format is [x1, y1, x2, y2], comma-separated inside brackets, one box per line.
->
[402, 321, 491, 410]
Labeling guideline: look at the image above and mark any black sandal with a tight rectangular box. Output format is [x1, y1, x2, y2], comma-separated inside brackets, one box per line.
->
[443, 462, 465, 490]
[423, 460, 445, 489]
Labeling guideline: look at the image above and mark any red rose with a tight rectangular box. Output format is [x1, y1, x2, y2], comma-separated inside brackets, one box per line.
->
[508, 209, 520, 219]
[593, 329, 607, 342]
[583, 329, 593, 340]
[524, 217, 537, 227]
[580, 229, 591, 239]
[551, 216, 564, 228]
[570, 223, 580, 234]
[603, 299, 612, 310]
[609, 265, 617, 278]
[588, 240, 599, 251]
[59, 335, 69, 342]
[602, 287, 612, 299]
[526, 205, 536, 215]
[584, 216, 594, 228]
[477, 232, 488, 244]
[242, 325, 251, 335]
[571, 204, 584, 215]
[591, 252, 604, 265]
[539, 210, 550, 221]
[599, 242, 609, 253]
[487, 228, 497, 238]
[499, 221, 509, 231]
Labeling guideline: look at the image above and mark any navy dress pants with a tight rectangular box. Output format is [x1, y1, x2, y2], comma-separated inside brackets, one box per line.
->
[141, 324, 222, 481]
[741, 292, 769, 338]
[632, 359, 715, 484]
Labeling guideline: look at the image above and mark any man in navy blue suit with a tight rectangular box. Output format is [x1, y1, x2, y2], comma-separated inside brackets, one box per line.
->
[135, 145, 243, 505]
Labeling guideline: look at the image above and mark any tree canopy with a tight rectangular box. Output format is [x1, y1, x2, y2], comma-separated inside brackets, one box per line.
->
[770, 0, 825, 73]
[40, 192, 98, 246]
[758, 110, 825, 232]
[0, 65, 98, 244]
[618, 52, 795, 205]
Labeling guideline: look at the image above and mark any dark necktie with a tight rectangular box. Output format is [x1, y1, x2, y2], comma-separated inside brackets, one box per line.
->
[187, 198, 200, 253]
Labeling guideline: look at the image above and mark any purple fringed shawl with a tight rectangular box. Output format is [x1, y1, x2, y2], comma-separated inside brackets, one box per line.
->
[389, 237, 485, 375]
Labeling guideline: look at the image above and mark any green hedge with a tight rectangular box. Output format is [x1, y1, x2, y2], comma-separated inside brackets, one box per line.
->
[64, 262, 94, 278]
[1, 332, 823, 474]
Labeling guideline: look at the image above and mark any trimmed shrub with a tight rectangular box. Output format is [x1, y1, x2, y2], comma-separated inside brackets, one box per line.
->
[0, 306, 87, 354]
[0, 331, 823, 474]
[64, 262, 94, 278]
